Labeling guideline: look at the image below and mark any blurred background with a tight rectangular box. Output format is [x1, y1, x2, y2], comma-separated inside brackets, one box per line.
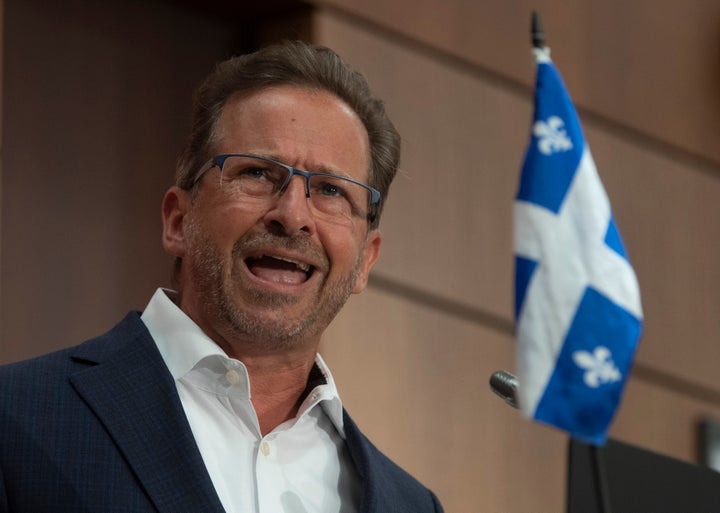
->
[2, 0, 720, 511]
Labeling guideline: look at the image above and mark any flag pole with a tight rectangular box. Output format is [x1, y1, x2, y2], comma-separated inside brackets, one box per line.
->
[589, 444, 613, 513]
[531, 10, 544, 49]
[527, 12, 613, 513]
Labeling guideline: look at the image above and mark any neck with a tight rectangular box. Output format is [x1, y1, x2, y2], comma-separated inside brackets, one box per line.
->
[242, 353, 318, 435]
[176, 292, 323, 435]
[210, 333, 320, 436]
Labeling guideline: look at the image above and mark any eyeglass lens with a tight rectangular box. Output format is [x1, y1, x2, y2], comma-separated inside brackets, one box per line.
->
[218, 155, 370, 219]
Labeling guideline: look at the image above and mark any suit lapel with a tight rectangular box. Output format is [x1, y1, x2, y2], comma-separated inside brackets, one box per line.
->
[343, 411, 443, 513]
[69, 313, 225, 513]
[343, 411, 388, 513]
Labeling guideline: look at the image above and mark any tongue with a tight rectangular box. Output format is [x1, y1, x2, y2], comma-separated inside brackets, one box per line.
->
[247, 257, 308, 285]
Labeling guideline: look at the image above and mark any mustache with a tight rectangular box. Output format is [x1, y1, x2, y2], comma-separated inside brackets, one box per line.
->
[232, 231, 328, 268]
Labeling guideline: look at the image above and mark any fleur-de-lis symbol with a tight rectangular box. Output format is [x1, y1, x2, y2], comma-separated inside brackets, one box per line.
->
[572, 346, 622, 388]
[533, 116, 573, 155]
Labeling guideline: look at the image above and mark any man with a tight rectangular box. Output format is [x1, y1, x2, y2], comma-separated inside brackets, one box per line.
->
[0, 41, 443, 512]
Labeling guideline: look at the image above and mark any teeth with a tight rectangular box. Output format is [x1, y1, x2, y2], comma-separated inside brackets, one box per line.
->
[271, 255, 311, 272]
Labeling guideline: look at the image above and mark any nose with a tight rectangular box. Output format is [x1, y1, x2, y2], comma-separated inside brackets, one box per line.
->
[263, 175, 316, 235]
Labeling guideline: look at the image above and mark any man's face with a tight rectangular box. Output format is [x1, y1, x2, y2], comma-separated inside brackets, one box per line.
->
[162, 85, 381, 352]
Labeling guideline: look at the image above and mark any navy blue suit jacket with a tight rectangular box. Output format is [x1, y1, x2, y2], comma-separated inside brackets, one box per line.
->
[0, 313, 443, 512]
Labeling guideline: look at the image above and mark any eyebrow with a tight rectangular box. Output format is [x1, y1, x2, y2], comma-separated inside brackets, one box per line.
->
[255, 152, 354, 179]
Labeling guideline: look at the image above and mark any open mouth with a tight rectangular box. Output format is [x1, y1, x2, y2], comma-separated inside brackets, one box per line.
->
[245, 255, 314, 285]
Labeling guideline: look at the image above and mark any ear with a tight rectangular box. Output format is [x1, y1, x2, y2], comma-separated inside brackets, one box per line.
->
[352, 229, 382, 294]
[162, 186, 192, 258]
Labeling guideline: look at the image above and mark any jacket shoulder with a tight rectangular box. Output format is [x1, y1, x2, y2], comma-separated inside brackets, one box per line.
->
[0, 312, 148, 391]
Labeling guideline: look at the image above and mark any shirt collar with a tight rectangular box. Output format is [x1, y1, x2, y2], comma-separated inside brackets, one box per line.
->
[302, 353, 345, 437]
[141, 288, 226, 380]
[140, 288, 346, 436]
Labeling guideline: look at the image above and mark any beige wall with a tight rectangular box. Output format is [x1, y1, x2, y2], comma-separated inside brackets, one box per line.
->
[2, 1, 720, 512]
[0, 0, 241, 361]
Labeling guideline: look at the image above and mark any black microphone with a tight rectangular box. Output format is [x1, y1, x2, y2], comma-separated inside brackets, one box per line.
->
[489, 370, 519, 409]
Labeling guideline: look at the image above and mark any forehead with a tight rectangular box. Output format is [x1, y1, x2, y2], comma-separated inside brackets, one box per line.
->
[214, 85, 371, 179]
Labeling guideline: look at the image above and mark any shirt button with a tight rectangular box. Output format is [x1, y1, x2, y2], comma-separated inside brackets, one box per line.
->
[225, 369, 241, 385]
[260, 441, 271, 457]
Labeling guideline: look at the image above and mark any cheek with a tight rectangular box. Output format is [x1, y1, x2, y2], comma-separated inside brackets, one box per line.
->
[320, 228, 366, 272]
[203, 203, 263, 242]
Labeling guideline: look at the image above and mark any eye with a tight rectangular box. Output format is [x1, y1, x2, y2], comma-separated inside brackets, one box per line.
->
[239, 166, 269, 179]
[318, 181, 345, 197]
[225, 164, 282, 186]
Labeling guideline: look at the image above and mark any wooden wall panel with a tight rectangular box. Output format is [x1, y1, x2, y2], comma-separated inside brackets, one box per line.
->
[316, 0, 720, 165]
[315, 8, 525, 322]
[0, 0, 236, 362]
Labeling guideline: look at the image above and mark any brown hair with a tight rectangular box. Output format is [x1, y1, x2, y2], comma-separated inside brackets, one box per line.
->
[176, 40, 400, 229]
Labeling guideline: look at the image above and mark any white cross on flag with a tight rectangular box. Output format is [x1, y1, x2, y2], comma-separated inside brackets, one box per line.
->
[514, 47, 643, 445]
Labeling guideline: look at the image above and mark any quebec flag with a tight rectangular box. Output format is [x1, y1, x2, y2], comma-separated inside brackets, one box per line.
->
[514, 47, 643, 445]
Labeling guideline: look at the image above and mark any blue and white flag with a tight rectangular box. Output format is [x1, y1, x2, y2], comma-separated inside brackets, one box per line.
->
[514, 47, 643, 445]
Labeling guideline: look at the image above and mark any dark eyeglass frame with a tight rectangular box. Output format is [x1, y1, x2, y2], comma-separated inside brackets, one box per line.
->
[189, 153, 381, 207]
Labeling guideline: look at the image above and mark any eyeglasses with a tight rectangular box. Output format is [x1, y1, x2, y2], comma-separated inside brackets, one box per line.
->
[190, 154, 381, 221]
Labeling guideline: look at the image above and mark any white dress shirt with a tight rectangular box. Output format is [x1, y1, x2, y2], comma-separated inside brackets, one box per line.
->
[141, 288, 360, 513]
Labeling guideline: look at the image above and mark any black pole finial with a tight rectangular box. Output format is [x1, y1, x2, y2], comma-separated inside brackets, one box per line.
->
[531, 11, 545, 49]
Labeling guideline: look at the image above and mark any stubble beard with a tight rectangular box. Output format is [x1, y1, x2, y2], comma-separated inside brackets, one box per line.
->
[185, 224, 362, 352]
